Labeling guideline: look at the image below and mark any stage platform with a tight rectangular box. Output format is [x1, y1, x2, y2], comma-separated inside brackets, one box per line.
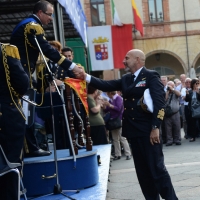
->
[21, 144, 111, 200]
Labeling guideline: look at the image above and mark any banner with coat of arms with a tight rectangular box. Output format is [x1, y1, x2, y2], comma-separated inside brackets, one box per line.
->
[87, 25, 133, 71]
[87, 25, 114, 71]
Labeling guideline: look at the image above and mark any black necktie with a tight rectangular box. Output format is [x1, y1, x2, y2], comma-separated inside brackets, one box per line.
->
[132, 75, 136, 83]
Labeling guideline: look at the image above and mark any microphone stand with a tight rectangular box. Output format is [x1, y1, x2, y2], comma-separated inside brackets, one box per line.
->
[31, 30, 78, 200]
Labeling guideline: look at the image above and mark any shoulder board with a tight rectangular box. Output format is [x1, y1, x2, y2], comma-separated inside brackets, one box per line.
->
[3, 44, 20, 60]
[26, 22, 44, 35]
[58, 55, 66, 65]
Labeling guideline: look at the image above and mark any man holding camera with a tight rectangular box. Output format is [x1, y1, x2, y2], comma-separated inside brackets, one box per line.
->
[165, 81, 181, 146]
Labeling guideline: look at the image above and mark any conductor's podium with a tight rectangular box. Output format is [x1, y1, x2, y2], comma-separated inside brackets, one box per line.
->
[23, 148, 99, 197]
[22, 144, 112, 199]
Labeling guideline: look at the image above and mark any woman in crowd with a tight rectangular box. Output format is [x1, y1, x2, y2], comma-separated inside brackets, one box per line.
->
[104, 91, 131, 160]
[87, 85, 108, 145]
[185, 78, 200, 142]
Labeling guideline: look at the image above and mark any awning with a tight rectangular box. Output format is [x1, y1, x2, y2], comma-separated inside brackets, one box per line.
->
[0, 0, 87, 45]
[58, 0, 88, 46]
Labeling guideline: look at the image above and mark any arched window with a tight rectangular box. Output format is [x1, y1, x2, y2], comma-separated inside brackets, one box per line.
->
[196, 66, 200, 75]
[148, 0, 163, 23]
[90, 0, 106, 26]
[152, 66, 175, 76]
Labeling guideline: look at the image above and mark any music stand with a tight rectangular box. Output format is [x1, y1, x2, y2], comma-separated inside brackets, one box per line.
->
[30, 30, 79, 200]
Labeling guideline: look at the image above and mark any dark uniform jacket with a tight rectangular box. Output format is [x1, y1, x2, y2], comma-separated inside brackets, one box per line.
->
[0, 43, 29, 200]
[10, 15, 73, 76]
[36, 60, 75, 92]
[0, 43, 29, 157]
[0, 43, 29, 103]
[89, 67, 165, 138]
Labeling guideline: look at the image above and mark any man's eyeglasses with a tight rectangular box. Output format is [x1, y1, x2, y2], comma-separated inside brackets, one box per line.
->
[42, 11, 53, 17]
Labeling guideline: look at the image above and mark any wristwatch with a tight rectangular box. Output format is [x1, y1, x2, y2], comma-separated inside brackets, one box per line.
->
[152, 125, 158, 130]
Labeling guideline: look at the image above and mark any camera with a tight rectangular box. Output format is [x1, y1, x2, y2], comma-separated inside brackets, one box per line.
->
[167, 86, 170, 91]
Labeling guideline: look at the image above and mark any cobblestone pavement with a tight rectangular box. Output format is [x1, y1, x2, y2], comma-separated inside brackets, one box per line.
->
[107, 129, 200, 200]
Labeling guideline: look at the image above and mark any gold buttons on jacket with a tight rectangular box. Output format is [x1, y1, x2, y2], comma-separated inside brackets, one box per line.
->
[62, 70, 64, 72]
[61, 73, 63, 76]
[132, 118, 134, 120]
[131, 108, 134, 110]
[124, 108, 126, 110]
[132, 98, 135, 101]
[10, 103, 13, 106]
[0, 112, 2, 116]
[124, 99, 127, 101]
[0, 128, 1, 131]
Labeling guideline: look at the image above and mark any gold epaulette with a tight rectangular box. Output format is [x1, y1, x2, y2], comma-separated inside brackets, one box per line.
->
[3, 44, 20, 60]
[58, 55, 66, 65]
[25, 22, 44, 35]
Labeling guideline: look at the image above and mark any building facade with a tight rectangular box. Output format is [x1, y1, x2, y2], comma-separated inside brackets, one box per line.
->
[82, 0, 200, 79]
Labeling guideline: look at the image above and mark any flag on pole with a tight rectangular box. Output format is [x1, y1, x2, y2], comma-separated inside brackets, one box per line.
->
[111, 0, 123, 26]
[87, 25, 132, 71]
[112, 25, 133, 68]
[64, 78, 88, 116]
[131, 0, 143, 36]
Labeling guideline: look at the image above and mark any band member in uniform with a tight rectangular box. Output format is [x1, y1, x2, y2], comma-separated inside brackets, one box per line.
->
[10, 1, 84, 156]
[79, 49, 178, 200]
[0, 43, 29, 200]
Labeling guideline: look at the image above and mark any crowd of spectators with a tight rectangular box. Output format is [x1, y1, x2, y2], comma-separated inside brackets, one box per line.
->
[161, 74, 200, 146]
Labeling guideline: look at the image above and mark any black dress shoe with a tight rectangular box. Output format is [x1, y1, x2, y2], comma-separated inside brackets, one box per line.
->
[175, 142, 181, 145]
[166, 143, 172, 146]
[189, 138, 195, 142]
[184, 135, 189, 139]
[126, 155, 131, 160]
[29, 149, 51, 157]
[113, 156, 120, 160]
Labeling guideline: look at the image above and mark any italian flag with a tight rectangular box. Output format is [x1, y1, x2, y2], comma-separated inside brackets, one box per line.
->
[111, 0, 123, 26]
[131, 0, 143, 36]
[87, 25, 133, 71]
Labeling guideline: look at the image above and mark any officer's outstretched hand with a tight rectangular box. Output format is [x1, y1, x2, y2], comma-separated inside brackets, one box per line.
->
[150, 128, 160, 145]
[73, 65, 85, 80]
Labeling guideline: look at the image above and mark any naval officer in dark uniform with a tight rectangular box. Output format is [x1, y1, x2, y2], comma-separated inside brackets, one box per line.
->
[81, 49, 178, 200]
[10, 0, 84, 156]
[0, 43, 29, 200]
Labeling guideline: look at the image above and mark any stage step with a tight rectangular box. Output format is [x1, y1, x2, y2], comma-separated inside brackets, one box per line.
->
[21, 144, 111, 200]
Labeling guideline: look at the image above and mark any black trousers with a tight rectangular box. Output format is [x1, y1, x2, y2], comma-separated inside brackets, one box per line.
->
[130, 137, 178, 200]
[184, 105, 192, 138]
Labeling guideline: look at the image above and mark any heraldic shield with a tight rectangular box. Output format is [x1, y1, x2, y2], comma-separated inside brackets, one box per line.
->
[94, 44, 108, 60]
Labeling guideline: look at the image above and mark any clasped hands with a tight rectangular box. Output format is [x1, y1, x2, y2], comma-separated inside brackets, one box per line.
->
[73, 65, 86, 80]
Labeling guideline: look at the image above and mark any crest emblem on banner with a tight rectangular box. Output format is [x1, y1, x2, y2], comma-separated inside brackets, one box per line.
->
[92, 37, 109, 61]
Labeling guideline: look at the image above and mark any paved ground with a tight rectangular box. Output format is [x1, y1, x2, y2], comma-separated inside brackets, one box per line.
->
[106, 129, 200, 200]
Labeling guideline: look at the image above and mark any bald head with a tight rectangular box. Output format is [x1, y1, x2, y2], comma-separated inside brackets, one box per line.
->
[123, 49, 145, 73]
[167, 81, 175, 88]
[180, 74, 186, 84]
[129, 49, 145, 63]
